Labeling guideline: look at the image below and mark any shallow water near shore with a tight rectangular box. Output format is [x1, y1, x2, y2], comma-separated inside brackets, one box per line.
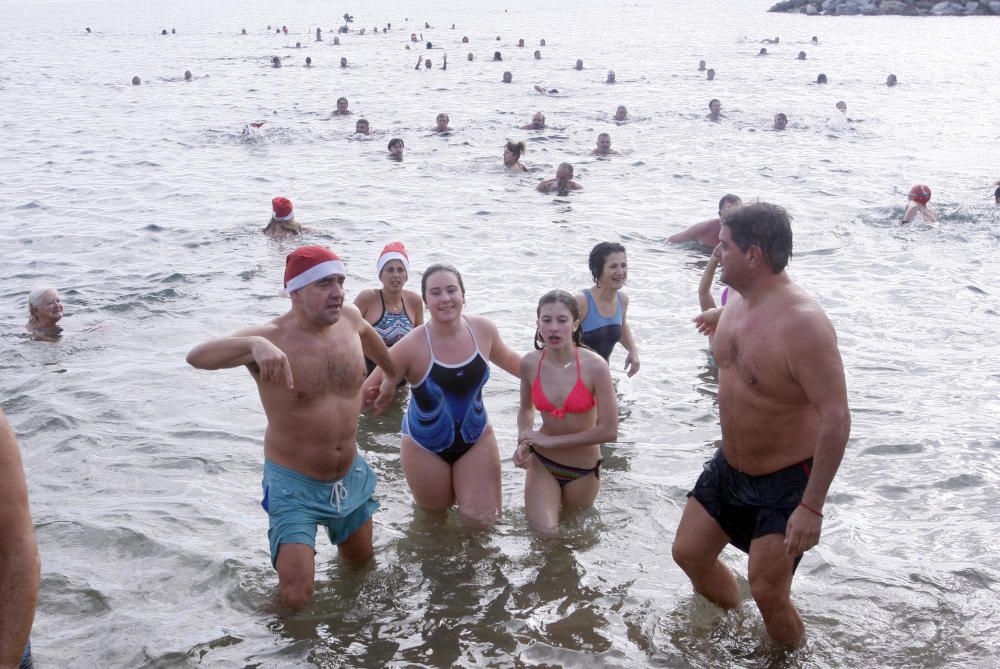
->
[2, 0, 999, 667]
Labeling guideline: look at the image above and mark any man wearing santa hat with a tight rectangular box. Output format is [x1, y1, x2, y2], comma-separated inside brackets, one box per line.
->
[186, 246, 396, 611]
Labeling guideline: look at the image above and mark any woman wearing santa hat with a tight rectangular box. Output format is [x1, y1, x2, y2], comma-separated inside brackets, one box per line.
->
[902, 184, 938, 224]
[365, 264, 522, 524]
[353, 242, 424, 377]
[263, 196, 304, 238]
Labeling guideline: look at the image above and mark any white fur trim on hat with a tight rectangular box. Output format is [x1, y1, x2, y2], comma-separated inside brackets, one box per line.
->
[376, 252, 409, 277]
[285, 260, 347, 293]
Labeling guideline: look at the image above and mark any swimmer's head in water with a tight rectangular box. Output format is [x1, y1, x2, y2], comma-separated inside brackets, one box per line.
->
[502, 71, 513, 83]
[426, 41, 432, 49]
[886, 74, 897, 87]
[534, 289, 583, 350]
[797, 51, 806, 60]
[759, 48, 768, 55]
[836, 100, 847, 113]
[708, 99, 721, 115]
[421, 263, 466, 303]
[575, 59, 584, 70]
[615, 105, 628, 120]
[504, 140, 526, 164]
[596, 133, 611, 153]
[28, 287, 63, 325]
[707, 69, 716, 80]
[388, 138, 404, 155]
[606, 70, 616, 83]
[184, 70, 192, 80]
[540, 39, 546, 46]
[295, 42, 301, 48]
[534, 50, 541, 59]
[719, 194, 742, 214]
[817, 73, 828, 84]
[722, 202, 793, 275]
[462, 36, 469, 43]
[698, 60, 706, 71]
[305, 57, 311, 66]
[556, 162, 574, 181]
[132, 76, 141, 85]
[811, 36, 818, 43]
[493, 51, 502, 61]
[340, 57, 348, 67]
[994, 186, 1000, 204]
[424, 58, 432, 68]
[435, 113, 450, 130]
[336, 97, 349, 113]
[355, 118, 370, 134]
[467, 52, 474, 61]
[773, 113, 787, 130]
[272, 56, 281, 68]
[588, 241, 627, 285]
[908, 184, 931, 204]
[518, 38, 525, 47]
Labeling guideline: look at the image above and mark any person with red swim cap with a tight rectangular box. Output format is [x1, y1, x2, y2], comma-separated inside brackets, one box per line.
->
[903, 184, 938, 223]
[186, 246, 397, 611]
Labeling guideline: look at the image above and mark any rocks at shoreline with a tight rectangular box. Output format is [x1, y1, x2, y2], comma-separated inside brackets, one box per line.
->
[769, 0, 1000, 15]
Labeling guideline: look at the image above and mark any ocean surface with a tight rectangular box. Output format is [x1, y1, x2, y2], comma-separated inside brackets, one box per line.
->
[2, 0, 998, 667]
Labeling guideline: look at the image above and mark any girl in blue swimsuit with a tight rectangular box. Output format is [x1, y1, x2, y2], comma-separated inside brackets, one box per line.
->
[368, 264, 522, 524]
[575, 242, 640, 376]
[514, 290, 618, 534]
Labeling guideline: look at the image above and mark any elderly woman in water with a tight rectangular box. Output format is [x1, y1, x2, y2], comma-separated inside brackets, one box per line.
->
[514, 290, 617, 533]
[26, 287, 64, 341]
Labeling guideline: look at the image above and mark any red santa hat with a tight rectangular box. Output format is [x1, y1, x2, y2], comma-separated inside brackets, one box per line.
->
[908, 184, 931, 204]
[376, 241, 410, 277]
[282, 246, 346, 295]
[272, 196, 294, 221]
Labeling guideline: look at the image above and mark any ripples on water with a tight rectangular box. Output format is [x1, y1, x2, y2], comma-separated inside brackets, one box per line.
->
[2, 0, 999, 667]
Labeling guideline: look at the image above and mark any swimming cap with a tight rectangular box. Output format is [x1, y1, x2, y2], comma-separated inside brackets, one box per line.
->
[908, 184, 931, 204]
[272, 196, 294, 221]
[284, 246, 346, 294]
[376, 242, 410, 277]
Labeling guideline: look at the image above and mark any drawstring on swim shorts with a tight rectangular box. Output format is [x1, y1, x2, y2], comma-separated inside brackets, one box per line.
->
[330, 480, 348, 513]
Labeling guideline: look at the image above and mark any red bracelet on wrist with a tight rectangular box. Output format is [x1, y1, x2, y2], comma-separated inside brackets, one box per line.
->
[799, 502, 824, 518]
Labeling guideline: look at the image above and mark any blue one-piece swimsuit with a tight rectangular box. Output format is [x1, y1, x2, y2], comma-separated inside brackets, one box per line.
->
[402, 318, 490, 464]
[580, 289, 622, 361]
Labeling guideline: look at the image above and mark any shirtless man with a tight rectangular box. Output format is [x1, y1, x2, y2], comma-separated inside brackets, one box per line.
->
[186, 246, 396, 611]
[355, 118, 371, 135]
[521, 111, 546, 130]
[333, 97, 351, 115]
[707, 98, 724, 121]
[614, 105, 629, 121]
[433, 112, 452, 132]
[672, 202, 850, 646]
[668, 193, 742, 247]
[0, 410, 40, 669]
[537, 162, 582, 194]
[591, 132, 615, 156]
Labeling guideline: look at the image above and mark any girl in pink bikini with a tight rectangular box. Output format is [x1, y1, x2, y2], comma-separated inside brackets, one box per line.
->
[514, 290, 618, 533]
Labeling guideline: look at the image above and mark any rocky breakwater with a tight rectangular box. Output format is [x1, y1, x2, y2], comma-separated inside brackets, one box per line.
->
[769, 0, 1000, 15]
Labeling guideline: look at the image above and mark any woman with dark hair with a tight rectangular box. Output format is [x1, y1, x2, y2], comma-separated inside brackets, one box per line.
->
[366, 264, 521, 524]
[575, 243, 639, 376]
[503, 140, 526, 172]
[514, 290, 617, 533]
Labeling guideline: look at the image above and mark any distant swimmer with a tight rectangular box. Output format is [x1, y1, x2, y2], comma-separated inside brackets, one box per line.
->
[334, 97, 351, 115]
[816, 73, 828, 84]
[462, 36, 469, 43]
[340, 57, 348, 68]
[305, 57, 312, 67]
[797, 51, 806, 60]
[333, 36, 340, 45]
[576, 242, 639, 373]
[614, 105, 629, 121]
[282, 25, 287, 34]
[187, 246, 395, 611]
[184, 70, 192, 80]
[707, 68, 716, 81]
[264, 197, 304, 238]
[698, 60, 707, 71]
[811, 35, 818, 44]
[606, 70, 616, 83]
[707, 98, 725, 121]
[355, 118, 371, 135]
[518, 38, 525, 47]
[668, 193, 743, 247]
[995, 185, 1000, 205]
[295, 42, 301, 48]
[162, 29, 168, 35]
[26, 287, 64, 341]
[533, 85, 559, 95]
[434, 113, 452, 132]
[773, 112, 788, 130]
[521, 111, 547, 130]
[903, 185, 938, 223]
[758, 48, 768, 56]
[242, 121, 266, 136]
[540, 39, 546, 46]
[591, 132, 615, 156]
[388, 138, 404, 159]
[513, 290, 618, 534]
[272, 56, 282, 68]
[886, 74, 897, 87]
[537, 162, 582, 195]
[493, 51, 503, 61]
[441, 54, 447, 70]
[86, 27, 92, 33]
[574, 59, 584, 70]
[761, 36, 779, 44]
[131, 76, 141, 85]
[426, 41, 432, 49]
[424, 58, 432, 69]
[673, 203, 850, 647]
[827, 101, 849, 131]
[504, 140, 527, 172]
[534, 50, 541, 59]
[467, 52, 474, 61]
[502, 71, 513, 83]
[316, 27, 322, 41]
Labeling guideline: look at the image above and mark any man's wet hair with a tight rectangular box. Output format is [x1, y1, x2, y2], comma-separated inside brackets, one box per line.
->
[722, 202, 793, 274]
[718, 194, 742, 213]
